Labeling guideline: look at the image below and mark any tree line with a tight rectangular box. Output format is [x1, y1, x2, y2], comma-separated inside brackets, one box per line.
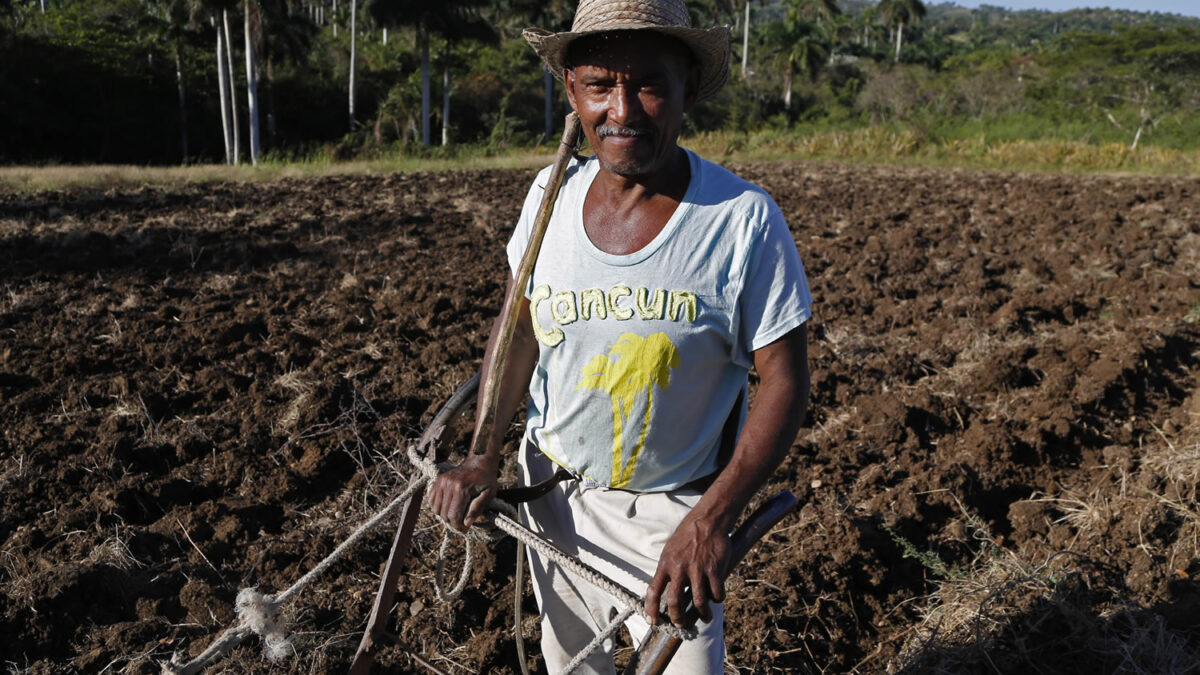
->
[1, 0, 1197, 165]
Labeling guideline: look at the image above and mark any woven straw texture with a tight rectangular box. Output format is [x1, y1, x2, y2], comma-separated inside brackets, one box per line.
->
[524, 0, 730, 101]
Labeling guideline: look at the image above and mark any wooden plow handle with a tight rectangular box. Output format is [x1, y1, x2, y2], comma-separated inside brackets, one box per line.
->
[350, 111, 581, 674]
[623, 490, 800, 675]
[470, 112, 582, 458]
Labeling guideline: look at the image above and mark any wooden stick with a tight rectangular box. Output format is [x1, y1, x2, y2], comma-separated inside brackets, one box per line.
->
[469, 112, 581, 456]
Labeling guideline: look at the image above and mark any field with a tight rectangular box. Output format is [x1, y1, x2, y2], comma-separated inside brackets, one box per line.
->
[1, 161, 1198, 674]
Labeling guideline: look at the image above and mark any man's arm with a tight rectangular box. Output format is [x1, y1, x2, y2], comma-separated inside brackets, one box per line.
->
[429, 275, 539, 532]
[644, 323, 810, 627]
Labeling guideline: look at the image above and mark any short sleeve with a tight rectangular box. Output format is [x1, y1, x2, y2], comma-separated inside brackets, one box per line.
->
[737, 199, 812, 362]
[505, 168, 551, 293]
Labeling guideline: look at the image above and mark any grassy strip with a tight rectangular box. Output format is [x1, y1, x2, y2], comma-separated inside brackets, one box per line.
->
[683, 128, 1200, 176]
[2, 129, 1197, 192]
[0, 150, 558, 193]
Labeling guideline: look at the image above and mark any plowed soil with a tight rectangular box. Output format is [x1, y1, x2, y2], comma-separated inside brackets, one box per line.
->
[2, 162, 1198, 674]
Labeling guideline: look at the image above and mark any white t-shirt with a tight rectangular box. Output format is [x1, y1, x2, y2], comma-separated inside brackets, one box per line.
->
[506, 149, 812, 492]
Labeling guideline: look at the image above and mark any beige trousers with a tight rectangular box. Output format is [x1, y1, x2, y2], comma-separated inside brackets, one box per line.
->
[519, 444, 725, 674]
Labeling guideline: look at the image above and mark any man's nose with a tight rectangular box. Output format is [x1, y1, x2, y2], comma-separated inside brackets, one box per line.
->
[608, 85, 640, 125]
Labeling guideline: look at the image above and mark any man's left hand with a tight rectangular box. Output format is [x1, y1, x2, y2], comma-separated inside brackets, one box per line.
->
[645, 511, 730, 627]
[644, 324, 810, 629]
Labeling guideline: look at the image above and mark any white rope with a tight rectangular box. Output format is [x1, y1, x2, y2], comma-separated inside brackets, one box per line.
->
[160, 625, 253, 675]
[161, 476, 428, 675]
[563, 606, 637, 674]
[160, 442, 692, 675]
[491, 512, 696, 644]
[433, 527, 476, 601]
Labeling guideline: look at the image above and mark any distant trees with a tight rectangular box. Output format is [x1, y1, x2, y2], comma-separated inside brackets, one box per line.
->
[3, 0, 1200, 164]
[366, 0, 495, 145]
[791, 0, 840, 24]
[501, 0, 572, 141]
[197, 0, 314, 164]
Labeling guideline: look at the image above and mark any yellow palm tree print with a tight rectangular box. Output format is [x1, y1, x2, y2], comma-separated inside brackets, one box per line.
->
[576, 332, 681, 487]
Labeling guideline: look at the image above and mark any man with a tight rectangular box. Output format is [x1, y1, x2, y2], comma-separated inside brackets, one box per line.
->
[429, 0, 812, 671]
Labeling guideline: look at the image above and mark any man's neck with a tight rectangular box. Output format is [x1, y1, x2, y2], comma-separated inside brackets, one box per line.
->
[582, 146, 691, 256]
[591, 146, 690, 208]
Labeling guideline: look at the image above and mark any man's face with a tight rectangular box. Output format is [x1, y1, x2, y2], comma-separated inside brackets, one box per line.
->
[564, 31, 698, 179]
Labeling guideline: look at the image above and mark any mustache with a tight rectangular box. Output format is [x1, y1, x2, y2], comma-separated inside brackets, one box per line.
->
[596, 125, 655, 139]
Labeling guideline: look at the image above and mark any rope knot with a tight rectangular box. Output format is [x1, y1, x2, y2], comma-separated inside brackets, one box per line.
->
[235, 587, 293, 661]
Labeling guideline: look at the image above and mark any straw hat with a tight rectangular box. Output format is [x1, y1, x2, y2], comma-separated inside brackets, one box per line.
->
[523, 0, 731, 101]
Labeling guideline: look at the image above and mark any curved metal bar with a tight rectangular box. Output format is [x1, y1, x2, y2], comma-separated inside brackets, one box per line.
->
[417, 371, 481, 457]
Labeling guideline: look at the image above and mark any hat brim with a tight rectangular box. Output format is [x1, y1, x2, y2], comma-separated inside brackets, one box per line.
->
[524, 25, 731, 102]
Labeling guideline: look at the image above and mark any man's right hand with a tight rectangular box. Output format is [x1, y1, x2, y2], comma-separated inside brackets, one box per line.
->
[431, 274, 536, 533]
[429, 452, 501, 532]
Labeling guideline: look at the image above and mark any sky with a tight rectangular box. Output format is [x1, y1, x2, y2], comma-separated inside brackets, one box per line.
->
[945, 0, 1200, 18]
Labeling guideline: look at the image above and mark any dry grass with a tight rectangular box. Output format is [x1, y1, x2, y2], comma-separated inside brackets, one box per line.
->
[0, 453, 29, 492]
[86, 524, 144, 571]
[0, 542, 38, 611]
[1, 281, 51, 314]
[274, 369, 316, 433]
[683, 129, 1200, 176]
[1142, 426, 1200, 497]
[0, 151, 558, 193]
[3, 131, 1196, 195]
[1033, 485, 1116, 539]
[887, 408, 1200, 673]
[201, 273, 241, 295]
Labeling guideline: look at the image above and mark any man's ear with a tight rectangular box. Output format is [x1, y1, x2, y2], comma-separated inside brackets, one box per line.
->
[564, 68, 579, 112]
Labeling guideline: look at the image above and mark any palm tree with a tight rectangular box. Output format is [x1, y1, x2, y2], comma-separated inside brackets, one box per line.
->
[878, 0, 926, 63]
[786, 0, 841, 65]
[196, 0, 254, 163]
[348, 0, 357, 131]
[734, 0, 776, 80]
[141, 0, 201, 163]
[244, 0, 261, 164]
[210, 10, 234, 163]
[742, 1, 750, 77]
[222, 6, 241, 162]
[254, 0, 316, 146]
[577, 332, 680, 488]
[826, 11, 856, 63]
[790, 0, 840, 24]
[500, 0, 571, 141]
[857, 5, 885, 51]
[765, 7, 831, 110]
[199, 0, 242, 163]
